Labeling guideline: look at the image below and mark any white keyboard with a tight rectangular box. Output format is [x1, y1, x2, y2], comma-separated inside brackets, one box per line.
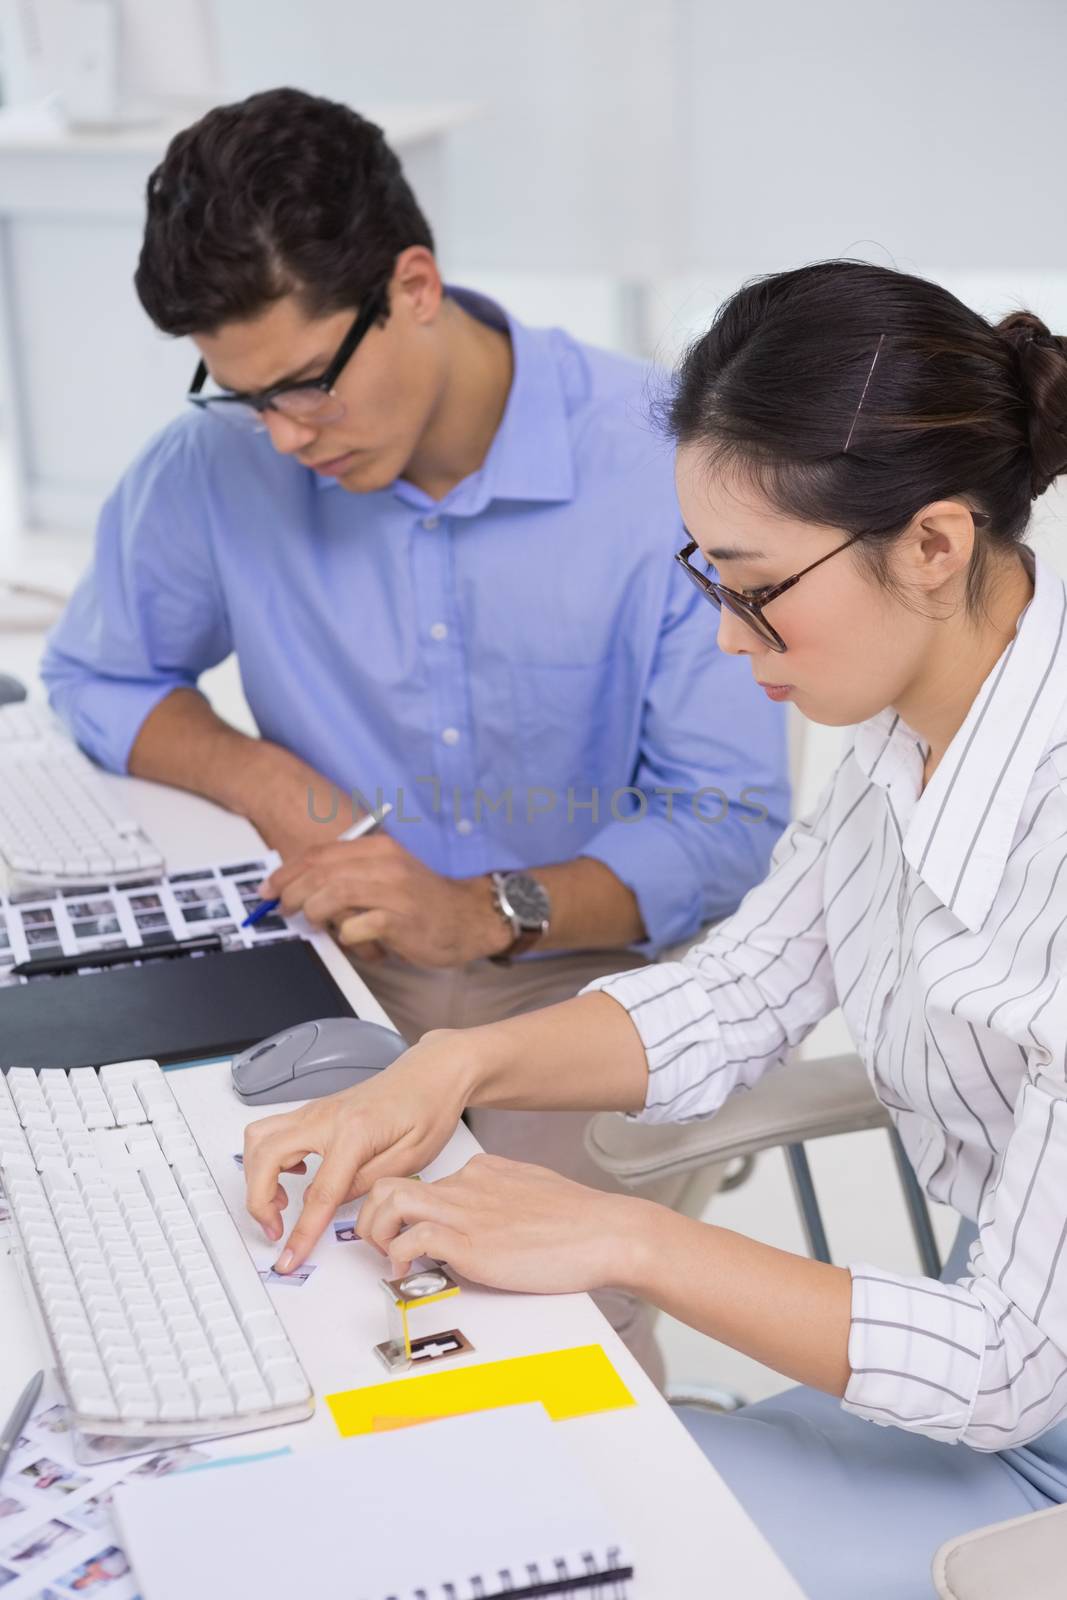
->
[0, 724, 164, 891]
[0, 1059, 313, 1441]
[0, 700, 55, 743]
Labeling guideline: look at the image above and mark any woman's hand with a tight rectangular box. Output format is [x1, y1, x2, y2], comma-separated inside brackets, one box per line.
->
[242, 1029, 482, 1271]
[357, 1153, 653, 1295]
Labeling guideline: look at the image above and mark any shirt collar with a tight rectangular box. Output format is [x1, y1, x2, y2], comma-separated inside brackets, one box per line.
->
[315, 285, 576, 511]
[852, 552, 1067, 931]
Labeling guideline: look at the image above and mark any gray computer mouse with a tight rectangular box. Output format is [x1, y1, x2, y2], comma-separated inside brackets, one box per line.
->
[0, 674, 27, 706]
[231, 1017, 409, 1105]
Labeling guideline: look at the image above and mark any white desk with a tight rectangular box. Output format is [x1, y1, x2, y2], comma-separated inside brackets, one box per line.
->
[0, 770, 805, 1598]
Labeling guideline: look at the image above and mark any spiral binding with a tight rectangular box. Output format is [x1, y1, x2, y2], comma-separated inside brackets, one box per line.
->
[386, 1548, 633, 1600]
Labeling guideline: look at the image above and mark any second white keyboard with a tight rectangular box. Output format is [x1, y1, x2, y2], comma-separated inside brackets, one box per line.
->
[0, 1059, 313, 1440]
[0, 744, 164, 891]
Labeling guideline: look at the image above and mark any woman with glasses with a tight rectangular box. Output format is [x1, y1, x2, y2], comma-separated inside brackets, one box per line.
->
[243, 260, 1067, 1596]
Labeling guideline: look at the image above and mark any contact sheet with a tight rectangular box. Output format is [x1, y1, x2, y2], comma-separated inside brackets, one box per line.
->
[0, 857, 295, 986]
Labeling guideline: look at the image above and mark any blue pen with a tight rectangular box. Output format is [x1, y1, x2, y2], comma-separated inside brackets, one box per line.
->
[241, 801, 393, 927]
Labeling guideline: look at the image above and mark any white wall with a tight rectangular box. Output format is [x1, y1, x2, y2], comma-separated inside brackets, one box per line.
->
[215, 0, 1067, 285]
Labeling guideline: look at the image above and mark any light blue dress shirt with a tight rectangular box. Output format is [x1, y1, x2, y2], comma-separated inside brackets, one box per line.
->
[42, 288, 789, 953]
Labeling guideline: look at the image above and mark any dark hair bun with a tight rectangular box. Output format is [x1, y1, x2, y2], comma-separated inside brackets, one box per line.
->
[995, 311, 1067, 497]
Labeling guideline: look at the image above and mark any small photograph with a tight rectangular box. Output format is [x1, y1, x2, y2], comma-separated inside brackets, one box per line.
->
[128, 1445, 209, 1480]
[0, 1499, 23, 1522]
[71, 918, 121, 941]
[25, 926, 60, 947]
[173, 883, 220, 903]
[179, 901, 229, 924]
[7, 889, 55, 906]
[333, 1219, 359, 1243]
[31, 1403, 69, 1436]
[19, 908, 56, 929]
[138, 931, 174, 947]
[0, 928, 9, 949]
[259, 1262, 317, 1288]
[128, 892, 162, 911]
[69, 1489, 117, 1532]
[134, 910, 169, 930]
[60, 883, 108, 898]
[54, 1544, 130, 1591]
[221, 860, 267, 877]
[2, 1517, 80, 1565]
[16, 1457, 89, 1498]
[64, 899, 114, 921]
[0, 1197, 11, 1225]
[251, 915, 288, 935]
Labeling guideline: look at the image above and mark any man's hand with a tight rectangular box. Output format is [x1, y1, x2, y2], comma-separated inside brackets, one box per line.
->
[242, 1030, 479, 1271]
[357, 1153, 647, 1293]
[261, 833, 513, 966]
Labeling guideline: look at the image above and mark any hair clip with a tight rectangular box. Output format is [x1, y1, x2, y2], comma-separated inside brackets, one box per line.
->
[843, 333, 886, 453]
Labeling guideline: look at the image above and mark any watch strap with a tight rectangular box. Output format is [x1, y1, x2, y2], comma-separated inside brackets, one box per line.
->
[488, 870, 548, 966]
[489, 925, 544, 965]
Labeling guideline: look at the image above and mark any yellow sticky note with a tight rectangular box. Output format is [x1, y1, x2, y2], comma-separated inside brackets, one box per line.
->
[326, 1344, 634, 1436]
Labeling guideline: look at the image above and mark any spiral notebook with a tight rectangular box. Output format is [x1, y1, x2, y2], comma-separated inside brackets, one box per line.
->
[113, 1405, 634, 1599]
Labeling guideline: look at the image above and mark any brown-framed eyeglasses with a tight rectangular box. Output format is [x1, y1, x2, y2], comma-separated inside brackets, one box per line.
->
[676, 508, 992, 653]
[675, 533, 865, 653]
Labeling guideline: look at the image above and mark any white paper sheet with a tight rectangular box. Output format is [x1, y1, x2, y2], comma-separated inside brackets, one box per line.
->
[114, 1406, 631, 1600]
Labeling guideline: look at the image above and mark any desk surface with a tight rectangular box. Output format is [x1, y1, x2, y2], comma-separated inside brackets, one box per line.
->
[0, 761, 805, 1598]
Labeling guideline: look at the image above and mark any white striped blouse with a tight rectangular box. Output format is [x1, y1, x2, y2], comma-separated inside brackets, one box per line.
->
[585, 549, 1067, 1450]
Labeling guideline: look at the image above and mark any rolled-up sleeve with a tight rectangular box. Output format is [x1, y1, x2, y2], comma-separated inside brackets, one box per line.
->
[579, 568, 790, 953]
[844, 983, 1067, 1449]
[582, 778, 837, 1121]
[41, 422, 232, 773]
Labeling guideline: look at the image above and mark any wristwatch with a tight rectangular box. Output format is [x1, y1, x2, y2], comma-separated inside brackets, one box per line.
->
[488, 870, 551, 964]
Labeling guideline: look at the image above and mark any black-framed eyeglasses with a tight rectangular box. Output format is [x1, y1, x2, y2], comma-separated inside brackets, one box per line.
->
[186, 287, 388, 433]
[675, 533, 865, 653]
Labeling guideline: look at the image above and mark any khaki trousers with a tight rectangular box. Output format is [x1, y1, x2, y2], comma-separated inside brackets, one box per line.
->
[349, 948, 687, 1388]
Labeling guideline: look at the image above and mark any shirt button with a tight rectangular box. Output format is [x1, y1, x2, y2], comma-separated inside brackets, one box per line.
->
[441, 727, 460, 746]
[430, 622, 448, 641]
[456, 818, 473, 836]
[422, 514, 440, 530]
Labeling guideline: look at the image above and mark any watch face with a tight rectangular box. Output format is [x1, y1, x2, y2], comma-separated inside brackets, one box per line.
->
[504, 873, 550, 928]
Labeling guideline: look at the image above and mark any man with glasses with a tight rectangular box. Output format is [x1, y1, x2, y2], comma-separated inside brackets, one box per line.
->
[41, 88, 788, 1379]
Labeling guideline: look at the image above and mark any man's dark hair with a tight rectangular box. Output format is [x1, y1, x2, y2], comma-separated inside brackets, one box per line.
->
[135, 87, 434, 336]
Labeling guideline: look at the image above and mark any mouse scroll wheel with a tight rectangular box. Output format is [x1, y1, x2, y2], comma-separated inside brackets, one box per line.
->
[248, 1041, 277, 1062]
